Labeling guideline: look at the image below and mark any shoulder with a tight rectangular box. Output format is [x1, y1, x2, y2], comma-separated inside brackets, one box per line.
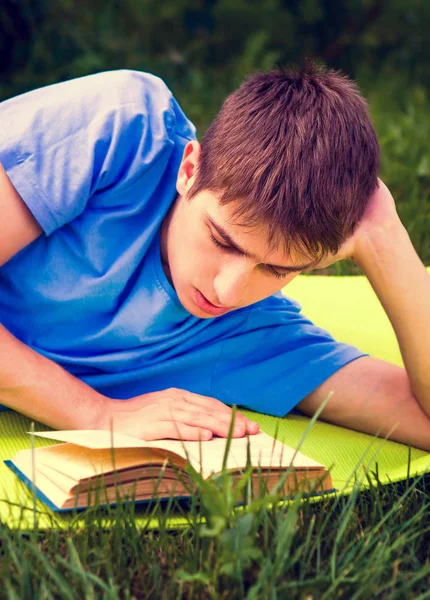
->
[1, 70, 195, 170]
[60, 70, 176, 114]
[0, 70, 190, 141]
[1, 70, 172, 113]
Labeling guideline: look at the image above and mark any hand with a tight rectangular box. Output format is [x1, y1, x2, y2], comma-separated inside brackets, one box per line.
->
[98, 388, 260, 441]
[312, 179, 402, 270]
[351, 178, 402, 252]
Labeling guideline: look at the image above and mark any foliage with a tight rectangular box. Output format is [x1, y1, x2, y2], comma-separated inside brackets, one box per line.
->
[2, 0, 430, 100]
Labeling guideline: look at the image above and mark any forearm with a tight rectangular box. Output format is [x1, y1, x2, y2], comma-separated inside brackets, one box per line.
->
[0, 323, 108, 429]
[355, 222, 430, 416]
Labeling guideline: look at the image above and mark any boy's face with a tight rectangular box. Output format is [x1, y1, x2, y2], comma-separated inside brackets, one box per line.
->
[160, 141, 315, 319]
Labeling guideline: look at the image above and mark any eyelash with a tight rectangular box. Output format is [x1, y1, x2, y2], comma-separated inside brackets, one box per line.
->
[209, 233, 287, 279]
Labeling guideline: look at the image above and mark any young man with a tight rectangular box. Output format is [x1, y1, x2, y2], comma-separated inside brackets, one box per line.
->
[0, 66, 429, 450]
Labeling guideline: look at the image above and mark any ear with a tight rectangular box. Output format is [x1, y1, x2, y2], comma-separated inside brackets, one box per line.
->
[176, 141, 201, 196]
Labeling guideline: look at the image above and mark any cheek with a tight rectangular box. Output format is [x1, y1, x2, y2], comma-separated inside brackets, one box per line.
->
[200, 247, 219, 277]
[179, 235, 217, 279]
[199, 236, 221, 269]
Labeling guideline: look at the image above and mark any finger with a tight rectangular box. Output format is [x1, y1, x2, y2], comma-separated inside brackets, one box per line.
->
[182, 390, 233, 412]
[150, 422, 214, 441]
[156, 388, 254, 428]
[152, 401, 259, 436]
[153, 390, 232, 415]
[185, 399, 259, 434]
[163, 409, 252, 438]
[182, 391, 258, 427]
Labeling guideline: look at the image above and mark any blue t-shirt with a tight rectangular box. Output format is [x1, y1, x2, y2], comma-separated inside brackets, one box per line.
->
[0, 70, 365, 417]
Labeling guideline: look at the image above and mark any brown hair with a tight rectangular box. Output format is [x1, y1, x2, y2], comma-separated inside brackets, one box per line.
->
[188, 62, 380, 262]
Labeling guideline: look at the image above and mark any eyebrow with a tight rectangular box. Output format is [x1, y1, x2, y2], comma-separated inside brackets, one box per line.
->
[205, 213, 313, 272]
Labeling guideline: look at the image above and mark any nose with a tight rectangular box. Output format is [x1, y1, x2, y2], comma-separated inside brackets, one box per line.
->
[213, 262, 251, 308]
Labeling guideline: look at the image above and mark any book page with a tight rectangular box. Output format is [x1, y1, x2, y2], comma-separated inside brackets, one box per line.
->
[11, 448, 78, 509]
[13, 443, 178, 495]
[31, 430, 149, 449]
[173, 433, 325, 478]
[31, 430, 191, 463]
[30, 431, 326, 478]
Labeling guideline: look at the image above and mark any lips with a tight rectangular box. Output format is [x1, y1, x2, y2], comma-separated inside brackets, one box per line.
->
[193, 289, 229, 316]
[203, 294, 223, 308]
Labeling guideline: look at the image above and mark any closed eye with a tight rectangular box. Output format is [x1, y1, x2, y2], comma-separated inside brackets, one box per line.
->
[264, 266, 288, 279]
[209, 233, 288, 279]
[209, 232, 234, 252]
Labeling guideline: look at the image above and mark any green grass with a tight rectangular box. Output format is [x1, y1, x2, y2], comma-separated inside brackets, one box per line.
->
[1, 447, 429, 598]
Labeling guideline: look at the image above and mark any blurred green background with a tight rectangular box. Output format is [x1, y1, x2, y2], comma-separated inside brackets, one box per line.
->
[1, 0, 429, 269]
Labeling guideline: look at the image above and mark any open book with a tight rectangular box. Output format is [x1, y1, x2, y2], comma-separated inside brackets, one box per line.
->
[5, 430, 334, 512]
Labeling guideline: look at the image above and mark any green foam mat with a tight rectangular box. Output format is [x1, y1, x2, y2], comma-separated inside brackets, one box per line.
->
[0, 410, 428, 530]
[1, 271, 429, 529]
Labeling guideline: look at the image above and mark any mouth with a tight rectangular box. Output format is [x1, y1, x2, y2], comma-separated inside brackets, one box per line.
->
[193, 289, 230, 316]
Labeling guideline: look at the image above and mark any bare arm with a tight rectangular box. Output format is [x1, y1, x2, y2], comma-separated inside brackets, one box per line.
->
[0, 322, 108, 429]
[298, 180, 430, 451]
[298, 356, 430, 452]
[354, 216, 430, 417]
[351, 180, 430, 418]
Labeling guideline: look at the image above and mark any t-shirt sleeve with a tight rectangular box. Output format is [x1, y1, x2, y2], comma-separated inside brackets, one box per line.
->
[210, 292, 368, 417]
[0, 70, 196, 235]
